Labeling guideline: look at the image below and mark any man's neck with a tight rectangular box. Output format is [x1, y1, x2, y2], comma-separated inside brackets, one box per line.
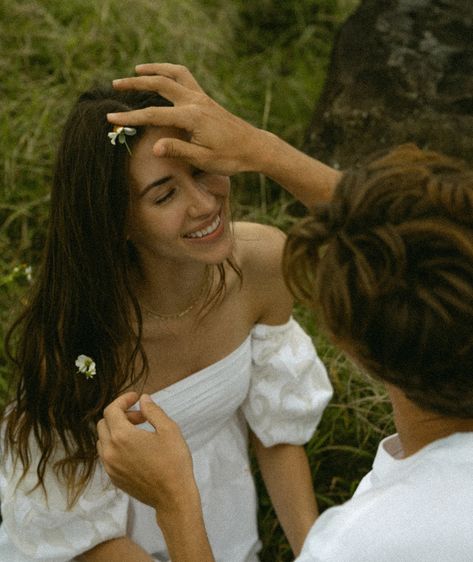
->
[386, 384, 473, 458]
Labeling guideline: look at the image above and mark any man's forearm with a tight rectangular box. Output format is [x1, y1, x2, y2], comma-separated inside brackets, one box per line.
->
[247, 130, 341, 208]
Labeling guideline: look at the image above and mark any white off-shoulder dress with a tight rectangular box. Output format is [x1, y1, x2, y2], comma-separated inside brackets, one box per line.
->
[0, 318, 333, 562]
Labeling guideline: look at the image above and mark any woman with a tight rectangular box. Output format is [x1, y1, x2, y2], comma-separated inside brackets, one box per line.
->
[0, 85, 332, 561]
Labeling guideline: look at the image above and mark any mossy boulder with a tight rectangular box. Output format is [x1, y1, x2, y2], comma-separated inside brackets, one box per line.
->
[305, 0, 473, 167]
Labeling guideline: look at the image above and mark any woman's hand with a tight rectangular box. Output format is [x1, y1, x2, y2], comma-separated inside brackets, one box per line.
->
[97, 392, 197, 511]
[97, 393, 215, 562]
[107, 63, 270, 176]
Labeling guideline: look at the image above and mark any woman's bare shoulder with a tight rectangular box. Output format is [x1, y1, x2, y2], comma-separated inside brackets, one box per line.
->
[232, 221, 292, 324]
[232, 221, 287, 272]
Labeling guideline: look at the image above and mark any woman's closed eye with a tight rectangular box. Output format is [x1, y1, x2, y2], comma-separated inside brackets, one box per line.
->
[154, 188, 176, 205]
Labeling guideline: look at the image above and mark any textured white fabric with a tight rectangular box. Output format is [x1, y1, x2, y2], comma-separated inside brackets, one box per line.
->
[0, 439, 128, 561]
[243, 320, 333, 447]
[297, 432, 473, 562]
[0, 318, 332, 562]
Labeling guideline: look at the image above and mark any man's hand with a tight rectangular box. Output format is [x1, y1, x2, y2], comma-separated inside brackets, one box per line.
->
[97, 392, 197, 512]
[109, 62, 340, 207]
[107, 63, 269, 176]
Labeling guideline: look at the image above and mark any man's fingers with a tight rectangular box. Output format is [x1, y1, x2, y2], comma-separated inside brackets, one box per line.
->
[112, 74, 193, 104]
[135, 63, 205, 93]
[107, 105, 193, 130]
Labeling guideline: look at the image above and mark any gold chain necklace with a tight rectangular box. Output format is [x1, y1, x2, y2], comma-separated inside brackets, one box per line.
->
[140, 275, 209, 321]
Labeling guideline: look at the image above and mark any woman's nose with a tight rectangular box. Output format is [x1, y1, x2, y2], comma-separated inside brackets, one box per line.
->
[185, 178, 216, 218]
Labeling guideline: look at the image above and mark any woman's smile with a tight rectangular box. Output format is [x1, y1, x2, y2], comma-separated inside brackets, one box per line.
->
[183, 211, 224, 241]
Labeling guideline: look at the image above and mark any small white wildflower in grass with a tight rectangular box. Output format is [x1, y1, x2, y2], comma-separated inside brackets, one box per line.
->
[75, 354, 97, 380]
[1, 263, 33, 288]
[25, 265, 32, 282]
[107, 126, 136, 155]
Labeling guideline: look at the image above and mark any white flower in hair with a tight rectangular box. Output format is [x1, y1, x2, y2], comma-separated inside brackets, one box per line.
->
[108, 125, 136, 154]
[75, 354, 97, 380]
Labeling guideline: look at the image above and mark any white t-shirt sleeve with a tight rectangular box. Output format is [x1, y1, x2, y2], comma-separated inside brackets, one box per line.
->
[0, 436, 129, 561]
[242, 318, 333, 447]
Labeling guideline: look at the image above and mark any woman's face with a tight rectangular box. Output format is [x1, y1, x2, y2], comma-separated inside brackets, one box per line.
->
[127, 126, 233, 268]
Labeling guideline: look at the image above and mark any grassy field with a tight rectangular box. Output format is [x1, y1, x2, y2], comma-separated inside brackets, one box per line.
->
[0, 1, 394, 560]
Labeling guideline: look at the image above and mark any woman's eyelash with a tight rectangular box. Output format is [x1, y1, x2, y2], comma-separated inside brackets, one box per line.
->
[155, 189, 176, 205]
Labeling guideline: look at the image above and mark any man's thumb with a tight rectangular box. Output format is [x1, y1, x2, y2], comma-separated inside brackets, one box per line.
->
[154, 138, 208, 164]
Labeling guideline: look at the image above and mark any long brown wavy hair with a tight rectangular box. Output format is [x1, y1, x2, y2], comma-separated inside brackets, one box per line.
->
[284, 144, 473, 417]
[2, 86, 239, 505]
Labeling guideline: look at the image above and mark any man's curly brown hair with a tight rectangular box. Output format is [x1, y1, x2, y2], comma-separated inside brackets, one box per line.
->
[284, 144, 473, 417]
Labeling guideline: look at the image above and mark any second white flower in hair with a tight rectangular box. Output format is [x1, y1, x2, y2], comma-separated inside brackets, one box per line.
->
[75, 354, 97, 380]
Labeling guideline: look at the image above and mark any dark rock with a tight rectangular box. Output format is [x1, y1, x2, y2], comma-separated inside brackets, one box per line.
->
[305, 0, 473, 167]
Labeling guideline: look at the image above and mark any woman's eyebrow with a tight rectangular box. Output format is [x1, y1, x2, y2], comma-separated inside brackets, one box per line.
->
[140, 176, 172, 198]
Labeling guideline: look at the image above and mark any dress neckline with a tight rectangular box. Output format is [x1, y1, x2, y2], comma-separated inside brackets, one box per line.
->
[148, 332, 252, 399]
[146, 317, 294, 398]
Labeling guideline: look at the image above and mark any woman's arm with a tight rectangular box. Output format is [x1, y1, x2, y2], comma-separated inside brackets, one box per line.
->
[251, 433, 318, 556]
[108, 63, 341, 208]
[238, 224, 319, 555]
[97, 393, 215, 562]
[78, 537, 154, 562]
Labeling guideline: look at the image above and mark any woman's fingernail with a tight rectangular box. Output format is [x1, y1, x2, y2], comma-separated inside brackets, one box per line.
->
[112, 79, 124, 85]
[107, 113, 117, 119]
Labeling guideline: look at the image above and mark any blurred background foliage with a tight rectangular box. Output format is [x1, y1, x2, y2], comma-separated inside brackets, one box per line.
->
[0, 1, 394, 560]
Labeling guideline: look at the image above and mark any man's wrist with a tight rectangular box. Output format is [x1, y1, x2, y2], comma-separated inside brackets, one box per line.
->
[240, 128, 280, 175]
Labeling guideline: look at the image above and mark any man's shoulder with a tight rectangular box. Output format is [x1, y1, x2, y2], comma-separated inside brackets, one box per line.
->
[297, 435, 473, 561]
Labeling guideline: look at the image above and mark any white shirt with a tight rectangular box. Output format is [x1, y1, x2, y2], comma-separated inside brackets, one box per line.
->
[297, 432, 473, 562]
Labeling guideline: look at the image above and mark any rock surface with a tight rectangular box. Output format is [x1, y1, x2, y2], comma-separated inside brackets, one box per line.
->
[305, 0, 473, 167]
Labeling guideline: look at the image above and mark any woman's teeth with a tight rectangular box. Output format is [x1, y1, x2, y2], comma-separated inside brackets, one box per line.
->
[185, 215, 221, 239]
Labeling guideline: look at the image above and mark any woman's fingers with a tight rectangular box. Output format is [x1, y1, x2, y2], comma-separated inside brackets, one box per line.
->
[126, 410, 147, 425]
[139, 394, 183, 434]
[102, 391, 140, 427]
[135, 63, 205, 93]
[96, 418, 110, 443]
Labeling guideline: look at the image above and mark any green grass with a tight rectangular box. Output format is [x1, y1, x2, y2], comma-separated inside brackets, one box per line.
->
[0, 1, 396, 560]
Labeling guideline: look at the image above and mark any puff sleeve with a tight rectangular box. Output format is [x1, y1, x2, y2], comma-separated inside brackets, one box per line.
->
[0, 436, 129, 561]
[242, 318, 333, 447]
